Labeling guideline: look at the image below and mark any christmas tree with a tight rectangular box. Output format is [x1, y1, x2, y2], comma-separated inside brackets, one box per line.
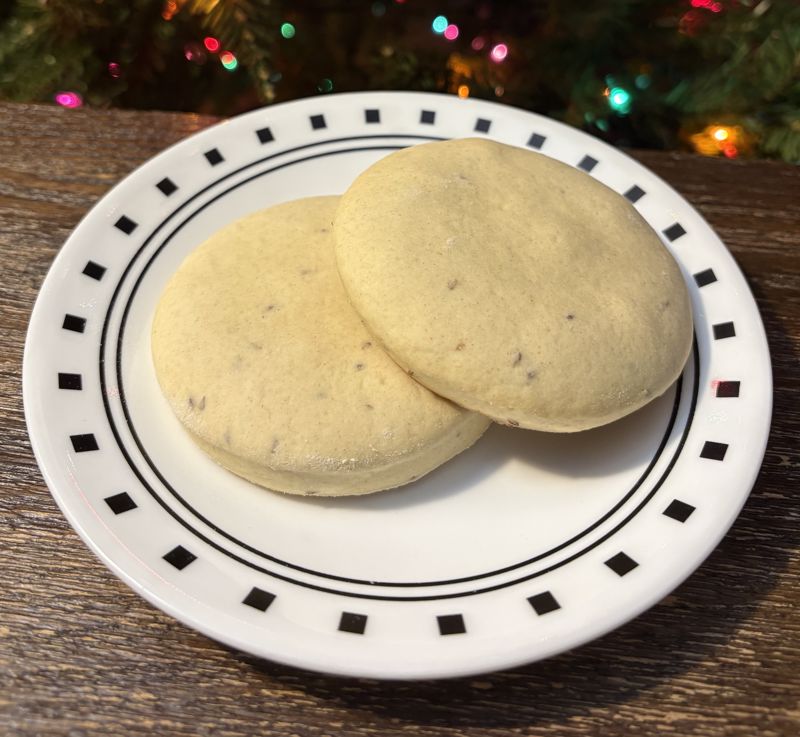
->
[1, 0, 798, 161]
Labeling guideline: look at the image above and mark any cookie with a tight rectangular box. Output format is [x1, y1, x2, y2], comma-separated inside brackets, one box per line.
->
[151, 196, 490, 495]
[334, 138, 693, 431]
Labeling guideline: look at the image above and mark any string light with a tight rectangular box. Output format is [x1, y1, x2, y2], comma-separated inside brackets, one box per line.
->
[432, 15, 448, 34]
[471, 36, 486, 51]
[691, 0, 723, 11]
[162, 0, 178, 21]
[607, 86, 632, 114]
[679, 9, 704, 35]
[444, 24, 459, 40]
[490, 43, 508, 62]
[108, 62, 121, 78]
[220, 51, 238, 70]
[494, 85, 504, 97]
[280, 22, 296, 39]
[203, 36, 220, 52]
[457, 84, 469, 98]
[184, 43, 206, 63]
[54, 91, 82, 108]
[690, 124, 743, 158]
[317, 78, 334, 93]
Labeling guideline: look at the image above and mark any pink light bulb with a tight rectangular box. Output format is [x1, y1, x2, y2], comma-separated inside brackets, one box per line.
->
[490, 43, 508, 62]
[55, 91, 82, 108]
[444, 24, 459, 41]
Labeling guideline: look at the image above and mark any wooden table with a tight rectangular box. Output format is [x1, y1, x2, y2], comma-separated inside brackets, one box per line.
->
[1, 102, 798, 737]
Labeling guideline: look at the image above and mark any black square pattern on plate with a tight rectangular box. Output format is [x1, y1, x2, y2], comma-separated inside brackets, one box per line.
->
[700, 440, 728, 461]
[474, 118, 491, 133]
[365, 109, 380, 123]
[437, 614, 466, 635]
[420, 110, 436, 125]
[663, 499, 695, 523]
[577, 155, 598, 173]
[713, 322, 736, 340]
[204, 148, 224, 166]
[62, 314, 86, 333]
[82, 261, 106, 281]
[58, 372, 82, 390]
[663, 223, 686, 242]
[114, 215, 137, 235]
[256, 126, 274, 143]
[605, 552, 638, 577]
[527, 132, 546, 149]
[243, 587, 275, 612]
[310, 114, 327, 130]
[528, 591, 561, 616]
[163, 545, 197, 570]
[693, 268, 717, 288]
[339, 612, 368, 634]
[70, 433, 98, 453]
[156, 177, 178, 196]
[716, 380, 740, 398]
[104, 492, 137, 515]
[624, 185, 645, 203]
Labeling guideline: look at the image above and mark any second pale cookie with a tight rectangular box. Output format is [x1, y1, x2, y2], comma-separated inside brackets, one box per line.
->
[334, 139, 693, 432]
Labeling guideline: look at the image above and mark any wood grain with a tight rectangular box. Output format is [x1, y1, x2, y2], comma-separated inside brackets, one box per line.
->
[1, 102, 798, 737]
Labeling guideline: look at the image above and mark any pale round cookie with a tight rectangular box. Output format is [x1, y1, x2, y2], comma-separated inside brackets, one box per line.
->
[151, 196, 490, 496]
[334, 138, 693, 432]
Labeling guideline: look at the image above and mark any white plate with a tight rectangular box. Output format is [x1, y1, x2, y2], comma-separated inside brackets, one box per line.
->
[23, 92, 772, 679]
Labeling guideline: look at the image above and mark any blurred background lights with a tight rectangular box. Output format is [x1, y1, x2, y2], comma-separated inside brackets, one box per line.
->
[444, 24, 459, 41]
[457, 84, 469, 98]
[2, 0, 789, 162]
[220, 51, 238, 70]
[318, 78, 333, 93]
[490, 43, 508, 62]
[712, 126, 730, 141]
[54, 91, 82, 108]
